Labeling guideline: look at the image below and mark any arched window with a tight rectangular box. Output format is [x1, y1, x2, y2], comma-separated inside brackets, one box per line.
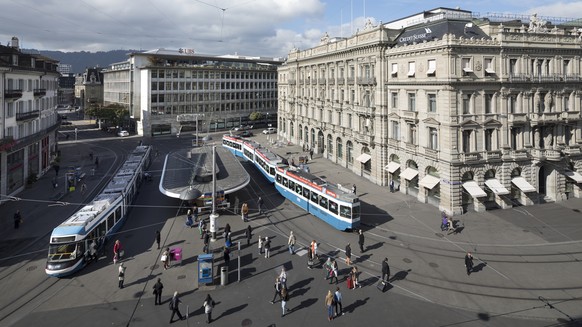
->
[336, 137, 343, 159]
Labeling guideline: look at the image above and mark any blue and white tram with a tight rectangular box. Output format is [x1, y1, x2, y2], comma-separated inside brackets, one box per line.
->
[45, 145, 152, 277]
[275, 166, 360, 231]
[222, 135, 360, 231]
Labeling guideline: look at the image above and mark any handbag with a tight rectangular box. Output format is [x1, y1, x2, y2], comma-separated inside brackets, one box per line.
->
[161, 254, 168, 261]
[120, 250, 125, 257]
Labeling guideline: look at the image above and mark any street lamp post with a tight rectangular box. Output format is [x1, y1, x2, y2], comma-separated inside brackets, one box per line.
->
[209, 145, 219, 241]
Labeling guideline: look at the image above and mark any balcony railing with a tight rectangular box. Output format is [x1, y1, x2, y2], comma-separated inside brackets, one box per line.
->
[484, 150, 502, 161]
[563, 146, 581, 155]
[508, 149, 529, 160]
[354, 132, 374, 145]
[424, 147, 439, 160]
[337, 78, 345, 85]
[288, 79, 296, 85]
[33, 88, 46, 97]
[16, 111, 40, 121]
[357, 77, 376, 85]
[401, 110, 418, 121]
[562, 111, 580, 120]
[346, 77, 355, 84]
[459, 152, 481, 162]
[327, 78, 335, 85]
[509, 113, 528, 123]
[318, 78, 326, 85]
[4, 89, 23, 99]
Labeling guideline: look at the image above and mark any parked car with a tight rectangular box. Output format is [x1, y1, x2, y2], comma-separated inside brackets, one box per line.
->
[262, 127, 277, 134]
[118, 130, 129, 137]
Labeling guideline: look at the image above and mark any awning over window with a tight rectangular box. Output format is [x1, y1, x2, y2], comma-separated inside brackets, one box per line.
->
[564, 170, 582, 183]
[419, 175, 440, 189]
[484, 179, 510, 195]
[463, 67, 474, 73]
[485, 68, 495, 74]
[355, 153, 372, 164]
[384, 162, 401, 173]
[426, 67, 436, 75]
[401, 168, 419, 181]
[511, 177, 536, 193]
[463, 181, 487, 198]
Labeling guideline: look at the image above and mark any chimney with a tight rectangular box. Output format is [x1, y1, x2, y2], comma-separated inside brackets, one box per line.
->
[10, 36, 19, 49]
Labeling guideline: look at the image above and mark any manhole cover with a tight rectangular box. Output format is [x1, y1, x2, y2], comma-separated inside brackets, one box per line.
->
[429, 262, 439, 268]
[523, 229, 530, 233]
[389, 236, 397, 240]
[177, 275, 186, 280]
[26, 266, 37, 272]
[403, 258, 412, 263]
[241, 318, 252, 326]
[435, 233, 444, 238]
[151, 264, 159, 270]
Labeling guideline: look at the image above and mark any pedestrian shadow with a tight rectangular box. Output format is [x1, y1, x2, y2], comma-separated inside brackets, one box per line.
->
[166, 240, 185, 247]
[214, 303, 248, 321]
[126, 273, 159, 288]
[288, 276, 313, 289]
[291, 297, 318, 312]
[290, 286, 311, 298]
[343, 297, 370, 314]
[389, 269, 412, 282]
[353, 253, 372, 264]
[365, 242, 383, 251]
[472, 262, 487, 273]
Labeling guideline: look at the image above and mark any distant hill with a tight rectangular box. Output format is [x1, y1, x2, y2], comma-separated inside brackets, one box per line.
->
[29, 49, 138, 73]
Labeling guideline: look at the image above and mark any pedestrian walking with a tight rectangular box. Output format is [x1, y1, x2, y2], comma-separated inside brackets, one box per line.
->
[203, 294, 216, 323]
[161, 247, 171, 270]
[465, 252, 474, 275]
[329, 259, 339, 284]
[118, 262, 126, 289]
[192, 204, 199, 221]
[311, 240, 318, 259]
[225, 231, 232, 248]
[309, 149, 313, 160]
[334, 287, 344, 317]
[52, 178, 58, 190]
[279, 267, 287, 289]
[258, 235, 263, 255]
[223, 223, 231, 238]
[155, 230, 161, 249]
[358, 229, 365, 252]
[288, 231, 296, 254]
[54, 164, 60, 176]
[280, 287, 290, 317]
[389, 179, 395, 193]
[89, 239, 98, 261]
[352, 184, 356, 194]
[345, 243, 352, 266]
[325, 290, 335, 321]
[80, 182, 87, 196]
[264, 236, 271, 258]
[169, 291, 185, 323]
[185, 210, 194, 227]
[351, 266, 361, 288]
[13, 210, 22, 229]
[381, 257, 390, 283]
[245, 225, 252, 246]
[95, 156, 99, 167]
[241, 202, 249, 222]
[203, 232, 210, 254]
[257, 196, 264, 214]
[270, 277, 282, 304]
[198, 219, 206, 237]
[152, 278, 163, 305]
[223, 246, 230, 268]
[113, 239, 123, 264]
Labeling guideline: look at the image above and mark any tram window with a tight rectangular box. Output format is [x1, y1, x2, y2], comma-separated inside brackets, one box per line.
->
[310, 191, 318, 203]
[340, 205, 351, 218]
[276, 174, 282, 184]
[270, 167, 275, 176]
[352, 205, 360, 218]
[107, 213, 114, 230]
[296, 184, 302, 195]
[97, 222, 106, 241]
[289, 180, 295, 190]
[329, 200, 338, 214]
[319, 196, 328, 210]
[302, 187, 310, 199]
[115, 207, 122, 223]
[282, 177, 288, 188]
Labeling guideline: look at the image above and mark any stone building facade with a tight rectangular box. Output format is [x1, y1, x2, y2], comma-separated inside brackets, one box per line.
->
[277, 8, 582, 215]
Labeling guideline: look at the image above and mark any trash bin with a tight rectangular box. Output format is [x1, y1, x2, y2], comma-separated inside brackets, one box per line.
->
[170, 247, 182, 266]
[220, 266, 228, 286]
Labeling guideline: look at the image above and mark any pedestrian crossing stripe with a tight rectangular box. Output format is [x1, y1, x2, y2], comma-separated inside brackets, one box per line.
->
[295, 248, 307, 257]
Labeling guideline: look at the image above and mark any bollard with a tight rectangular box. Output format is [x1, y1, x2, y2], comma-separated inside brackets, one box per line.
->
[220, 266, 228, 286]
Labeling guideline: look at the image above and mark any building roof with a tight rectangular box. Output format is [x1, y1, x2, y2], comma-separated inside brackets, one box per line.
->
[160, 145, 250, 199]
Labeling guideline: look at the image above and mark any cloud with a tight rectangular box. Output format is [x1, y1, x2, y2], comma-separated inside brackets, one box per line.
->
[524, 1, 582, 18]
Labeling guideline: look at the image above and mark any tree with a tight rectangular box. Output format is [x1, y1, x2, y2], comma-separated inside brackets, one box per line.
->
[85, 104, 129, 127]
[249, 112, 263, 121]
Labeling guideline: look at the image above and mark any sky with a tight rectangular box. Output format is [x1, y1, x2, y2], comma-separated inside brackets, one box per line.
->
[1, 0, 582, 58]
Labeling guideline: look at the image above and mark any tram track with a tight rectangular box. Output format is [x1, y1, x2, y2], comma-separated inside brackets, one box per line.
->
[233, 157, 582, 320]
[0, 142, 125, 325]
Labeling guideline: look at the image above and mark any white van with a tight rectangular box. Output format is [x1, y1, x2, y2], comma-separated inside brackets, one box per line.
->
[262, 127, 277, 134]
